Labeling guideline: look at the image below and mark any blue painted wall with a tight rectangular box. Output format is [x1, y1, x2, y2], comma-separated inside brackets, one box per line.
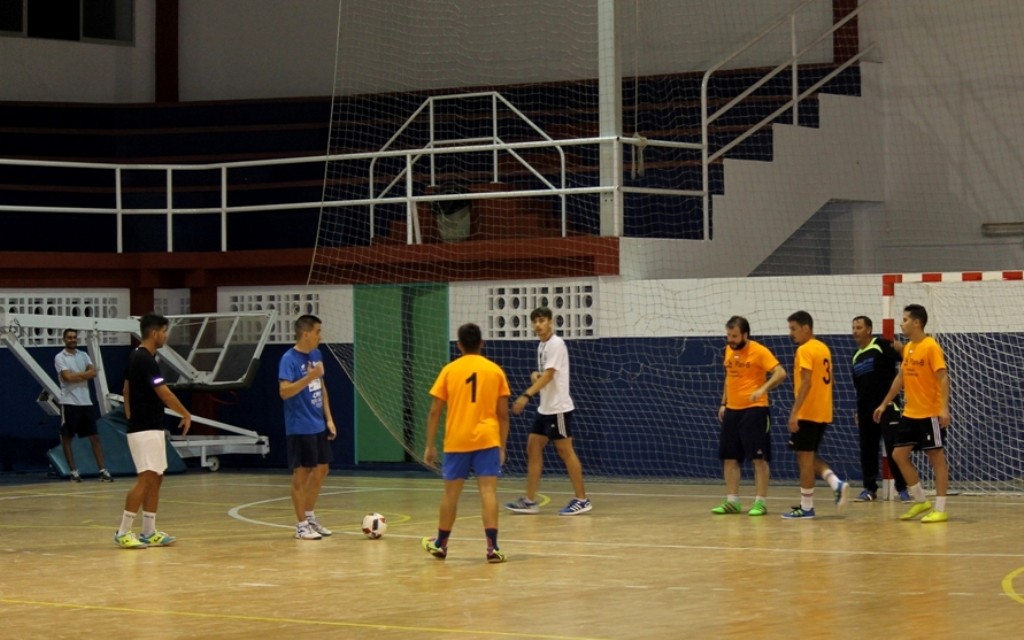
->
[7, 333, 1018, 483]
[485, 333, 866, 483]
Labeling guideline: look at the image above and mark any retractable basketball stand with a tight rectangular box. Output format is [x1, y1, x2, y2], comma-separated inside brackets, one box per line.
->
[0, 311, 275, 471]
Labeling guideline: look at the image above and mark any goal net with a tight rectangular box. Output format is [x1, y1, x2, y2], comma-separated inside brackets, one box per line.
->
[886, 273, 1024, 494]
[307, 1, 1024, 493]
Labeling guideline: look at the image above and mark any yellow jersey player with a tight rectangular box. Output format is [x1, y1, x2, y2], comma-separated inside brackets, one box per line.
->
[782, 311, 851, 519]
[873, 304, 951, 523]
[712, 316, 787, 516]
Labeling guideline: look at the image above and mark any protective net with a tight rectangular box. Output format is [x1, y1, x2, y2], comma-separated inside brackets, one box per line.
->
[887, 274, 1024, 494]
[309, 1, 1024, 491]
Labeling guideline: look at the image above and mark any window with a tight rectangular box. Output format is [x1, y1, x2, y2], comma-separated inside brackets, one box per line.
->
[0, 0, 133, 44]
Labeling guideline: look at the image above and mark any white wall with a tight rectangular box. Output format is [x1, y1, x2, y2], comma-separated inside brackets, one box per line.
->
[2, 0, 1022, 276]
[862, 0, 1024, 271]
[330, 0, 830, 97]
[0, 2, 155, 103]
[177, 0, 340, 101]
[0, 0, 826, 103]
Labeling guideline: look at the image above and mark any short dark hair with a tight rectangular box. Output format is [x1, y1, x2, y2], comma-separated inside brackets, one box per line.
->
[852, 315, 873, 329]
[725, 315, 750, 335]
[139, 313, 169, 340]
[787, 310, 813, 329]
[294, 314, 322, 341]
[457, 323, 482, 352]
[530, 306, 553, 321]
[904, 304, 928, 329]
[62, 328, 77, 339]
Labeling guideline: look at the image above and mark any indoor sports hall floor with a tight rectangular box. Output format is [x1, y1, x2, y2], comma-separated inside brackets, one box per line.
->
[1, 470, 1020, 639]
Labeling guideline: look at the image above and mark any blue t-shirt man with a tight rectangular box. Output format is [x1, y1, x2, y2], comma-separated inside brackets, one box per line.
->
[278, 346, 328, 435]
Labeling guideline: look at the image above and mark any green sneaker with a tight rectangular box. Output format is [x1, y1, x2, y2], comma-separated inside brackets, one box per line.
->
[421, 536, 447, 559]
[920, 510, 948, 524]
[113, 531, 147, 549]
[900, 500, 933, 520]
[711, 500, 742, 515]
[486, 548, 507, 564]
[747, 500, 767, 516]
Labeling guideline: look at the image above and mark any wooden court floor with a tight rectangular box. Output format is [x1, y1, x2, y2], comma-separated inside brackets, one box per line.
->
[1, 470, 1021, 639]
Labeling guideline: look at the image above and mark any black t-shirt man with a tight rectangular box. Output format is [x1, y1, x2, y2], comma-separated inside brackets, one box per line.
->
[125, 347, 167, 433]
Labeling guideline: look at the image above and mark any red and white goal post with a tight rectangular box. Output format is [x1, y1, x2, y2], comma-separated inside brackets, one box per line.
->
[880, 270, 1024, 497]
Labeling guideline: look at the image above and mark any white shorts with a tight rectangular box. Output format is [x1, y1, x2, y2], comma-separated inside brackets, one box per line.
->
[127, 430, 168, 474]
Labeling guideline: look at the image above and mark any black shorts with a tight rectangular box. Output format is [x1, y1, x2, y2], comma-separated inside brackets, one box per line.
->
[286, 431, 333, 469]
[60, 405, 98, 439]
[719, 407, 771, 462]
[858, 404, 901, 434]
[530, 410, 575, 440]
[895, 416, 946, 450]
[788, 420, 828, 452]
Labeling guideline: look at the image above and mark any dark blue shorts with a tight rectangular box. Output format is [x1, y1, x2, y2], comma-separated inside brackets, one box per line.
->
[286, 431, 333, 469]
[442, 447, 502, 480]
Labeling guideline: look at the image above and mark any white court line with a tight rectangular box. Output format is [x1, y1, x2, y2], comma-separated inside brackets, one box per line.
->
[365, 531, 1024, 560]
[226, 489, 370, 529]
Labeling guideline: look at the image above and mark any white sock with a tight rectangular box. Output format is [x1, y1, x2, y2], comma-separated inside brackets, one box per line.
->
[909, 482, 927, 502]
[726, 494, 739, 504]
[141, 511, 157, 536]
[118, 510, 136, 536]
[800, 490, 814, 511]
[305, 510, 315, 521]
[934, 496, 946, 512]
[754, 496, 766, 503]
[822, 470, 840, 491]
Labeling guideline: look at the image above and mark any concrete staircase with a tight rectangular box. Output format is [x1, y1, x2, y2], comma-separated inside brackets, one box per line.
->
[621, 63, 885, 279]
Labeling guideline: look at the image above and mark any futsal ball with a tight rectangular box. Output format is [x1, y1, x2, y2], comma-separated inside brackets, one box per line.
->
[361, 512, 387, 539]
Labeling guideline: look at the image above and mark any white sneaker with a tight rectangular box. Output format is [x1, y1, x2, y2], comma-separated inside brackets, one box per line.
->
[295, 524, 322, 540]
[307, 517, 332, 536]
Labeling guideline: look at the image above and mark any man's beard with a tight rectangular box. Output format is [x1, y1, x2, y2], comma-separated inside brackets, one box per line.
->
[728, 340, 747, 351]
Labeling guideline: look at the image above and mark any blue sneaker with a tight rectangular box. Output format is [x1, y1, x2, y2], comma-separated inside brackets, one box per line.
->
[505, 496, 539, 514]
[898, 489, 913, 503]
[559, 498, 592, 516]
[781, 506, 816, 519]
[854, 489, 876, 502]
[138, 531, 176, 546]
[834, 481, 851, 514]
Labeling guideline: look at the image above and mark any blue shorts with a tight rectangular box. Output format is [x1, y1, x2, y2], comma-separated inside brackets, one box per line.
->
[442, 447, 502, 481]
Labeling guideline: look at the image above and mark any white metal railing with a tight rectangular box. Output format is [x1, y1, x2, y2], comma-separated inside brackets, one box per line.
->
[699, 0, 877, 239]
[368, 91, 571, 242]
[0, 3, 874, 247]
[0, 135, 685, 250]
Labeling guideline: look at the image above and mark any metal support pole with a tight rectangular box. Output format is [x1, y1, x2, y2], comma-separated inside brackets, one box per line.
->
[597, 0, 623, 237]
